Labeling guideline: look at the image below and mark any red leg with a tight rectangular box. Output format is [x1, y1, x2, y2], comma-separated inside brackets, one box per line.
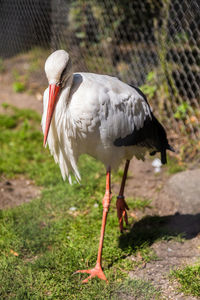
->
[75, 167, 111, 283]
[116, 160, 130, 232]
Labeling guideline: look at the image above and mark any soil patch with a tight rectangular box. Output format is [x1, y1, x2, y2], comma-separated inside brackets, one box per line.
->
[0, 177, 40, 209]
[130, 238, 200, 300]
[0, 85, 43, 114]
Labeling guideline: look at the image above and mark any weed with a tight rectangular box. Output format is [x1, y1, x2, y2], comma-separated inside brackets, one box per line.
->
[12, 81, 26, 93]
[12, 69, 26, 93]
[174, 102, 192, 120]
[140, 71, 157, 99]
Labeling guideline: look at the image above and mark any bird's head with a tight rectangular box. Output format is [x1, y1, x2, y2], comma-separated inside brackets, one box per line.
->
[43, 50, 72, 146]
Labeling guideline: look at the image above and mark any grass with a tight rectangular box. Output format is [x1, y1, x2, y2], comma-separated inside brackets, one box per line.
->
[12, 81, 26, 93]
[127, 197, 152, 211]
[166, 155, 186, 174]
[12, 70, 27, 93]
[171, 263, 200, 297]
[0, 104, 161, 299]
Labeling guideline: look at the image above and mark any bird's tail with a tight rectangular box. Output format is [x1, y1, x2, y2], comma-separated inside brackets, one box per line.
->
[161, 144, 175, 164]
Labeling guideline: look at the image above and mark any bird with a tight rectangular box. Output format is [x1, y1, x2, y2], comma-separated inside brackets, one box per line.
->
[42, 49, 174, 283]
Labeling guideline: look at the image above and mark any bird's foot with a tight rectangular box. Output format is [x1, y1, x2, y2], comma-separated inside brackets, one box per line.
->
[116, 195, 129, 233]
[75, 262, 108, 283]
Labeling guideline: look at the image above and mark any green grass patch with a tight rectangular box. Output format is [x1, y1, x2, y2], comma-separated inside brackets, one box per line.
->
[12, 69, 27, 93]
[171, 264, 200, 297]
[166, 155, 186, 174]
[127, 197, 152, 211]
[0, 104, 161, 299]
[13, 81, 26, 93]
[0, 104, 44, 179]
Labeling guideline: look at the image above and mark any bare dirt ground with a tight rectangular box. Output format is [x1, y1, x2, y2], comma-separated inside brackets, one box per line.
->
[0, 56, 200, 299]
[130, 238, 199, 300]
[0, 177, 40, 209]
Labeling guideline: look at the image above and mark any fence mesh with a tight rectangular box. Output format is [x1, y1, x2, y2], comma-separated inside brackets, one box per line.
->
[0, 0, 199, 142]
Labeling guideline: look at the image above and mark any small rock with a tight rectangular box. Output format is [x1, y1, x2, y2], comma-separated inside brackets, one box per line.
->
[166, 169, 200, 214]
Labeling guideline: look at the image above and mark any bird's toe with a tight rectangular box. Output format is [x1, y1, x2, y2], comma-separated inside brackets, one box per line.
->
[116, 196, 129, 232]
[74, 264, 108, 283]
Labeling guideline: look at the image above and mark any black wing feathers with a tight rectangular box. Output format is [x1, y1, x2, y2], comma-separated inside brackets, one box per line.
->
[114, 85, 174, 164]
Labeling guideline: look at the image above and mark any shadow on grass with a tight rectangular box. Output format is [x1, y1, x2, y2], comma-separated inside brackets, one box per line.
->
[119, 213, 200, 251]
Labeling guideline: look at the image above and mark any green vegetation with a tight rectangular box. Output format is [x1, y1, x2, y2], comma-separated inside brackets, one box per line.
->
[174, 102, 193, 120]
[166, 155, 186, 174]
[127, 197, 152, 211]
[171, 264, 200, 297]
[0, 103, 41, 177]
[140, 71, 157, 99]
[12, 81, 26, 93]
[12, 70, 26, 93]
[0, 104, 161, 299]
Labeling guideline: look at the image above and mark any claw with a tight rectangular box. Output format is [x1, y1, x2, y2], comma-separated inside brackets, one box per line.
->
[116, 196, 129, 232]
[75, 263, 108, 283]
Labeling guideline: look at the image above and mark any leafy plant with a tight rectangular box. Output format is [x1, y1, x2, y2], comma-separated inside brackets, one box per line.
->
[174, 102, 192, 120]
[12, 69, 26, 93]
[140, 71, 157, 99]
[13, 81, 26, 93]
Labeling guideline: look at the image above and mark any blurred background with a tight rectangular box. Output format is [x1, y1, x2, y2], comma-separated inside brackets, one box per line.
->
[0, 0, 199, 160]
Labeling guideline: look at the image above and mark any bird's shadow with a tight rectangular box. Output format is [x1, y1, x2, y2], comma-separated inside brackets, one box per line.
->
[118, 212, 200, 253]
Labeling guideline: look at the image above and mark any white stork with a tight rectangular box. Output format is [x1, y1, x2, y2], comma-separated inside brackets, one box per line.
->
[42, 50, 174, 283]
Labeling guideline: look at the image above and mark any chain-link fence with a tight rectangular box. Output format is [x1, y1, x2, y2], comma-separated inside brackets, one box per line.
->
[0, 0, 199, 141]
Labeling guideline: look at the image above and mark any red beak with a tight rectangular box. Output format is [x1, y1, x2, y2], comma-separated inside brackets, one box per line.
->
[43, 84, 60, 146]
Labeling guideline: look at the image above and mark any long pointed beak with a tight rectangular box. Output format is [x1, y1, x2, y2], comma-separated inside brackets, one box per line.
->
[43, 84, 60, 147]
